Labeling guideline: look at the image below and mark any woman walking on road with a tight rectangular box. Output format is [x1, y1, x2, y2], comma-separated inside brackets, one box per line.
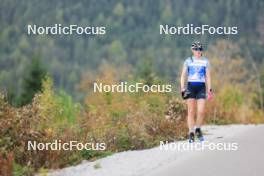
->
[180, 41, 213, 143]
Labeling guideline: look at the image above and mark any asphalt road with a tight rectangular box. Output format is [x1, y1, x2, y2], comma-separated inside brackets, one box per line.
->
[147, 125, 264, 176]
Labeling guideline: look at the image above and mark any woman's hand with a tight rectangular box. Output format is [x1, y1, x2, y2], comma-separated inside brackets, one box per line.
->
[207, 89, 213, 101]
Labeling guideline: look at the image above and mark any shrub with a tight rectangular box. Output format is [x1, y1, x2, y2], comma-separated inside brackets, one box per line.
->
[83, 88, 188, 151]
[0, 76, 83, 175]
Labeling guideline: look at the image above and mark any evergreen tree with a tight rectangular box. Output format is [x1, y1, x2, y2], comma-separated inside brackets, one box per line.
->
[19, 52, 46, 106]
[136, 54, 156, 85]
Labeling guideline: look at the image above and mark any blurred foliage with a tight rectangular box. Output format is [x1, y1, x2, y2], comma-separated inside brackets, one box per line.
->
[0, 77, 83, 175]
[205, 40, 264, 124]
[81, 65, 187, 152]
[0, 72, 188, 175]
[0, 0, 263, 102]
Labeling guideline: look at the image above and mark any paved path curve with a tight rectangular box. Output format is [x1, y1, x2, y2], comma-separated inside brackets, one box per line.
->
[147, 125, 264, 176]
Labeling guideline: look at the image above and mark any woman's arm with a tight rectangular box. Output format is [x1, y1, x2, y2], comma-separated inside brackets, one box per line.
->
[206, 68, 212, 92]
[180, 66, 187, 91]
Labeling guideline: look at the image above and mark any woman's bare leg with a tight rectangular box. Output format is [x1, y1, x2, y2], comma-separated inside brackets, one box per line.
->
[196, 99, 206, 127]
[187, 98, 196, 132]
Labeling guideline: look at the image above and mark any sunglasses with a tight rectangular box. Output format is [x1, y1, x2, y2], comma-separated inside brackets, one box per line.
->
[193, 48, 203, 51]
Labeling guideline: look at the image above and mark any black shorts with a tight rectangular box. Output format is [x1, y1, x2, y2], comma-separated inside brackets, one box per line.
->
[187, 82, 206, 99]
